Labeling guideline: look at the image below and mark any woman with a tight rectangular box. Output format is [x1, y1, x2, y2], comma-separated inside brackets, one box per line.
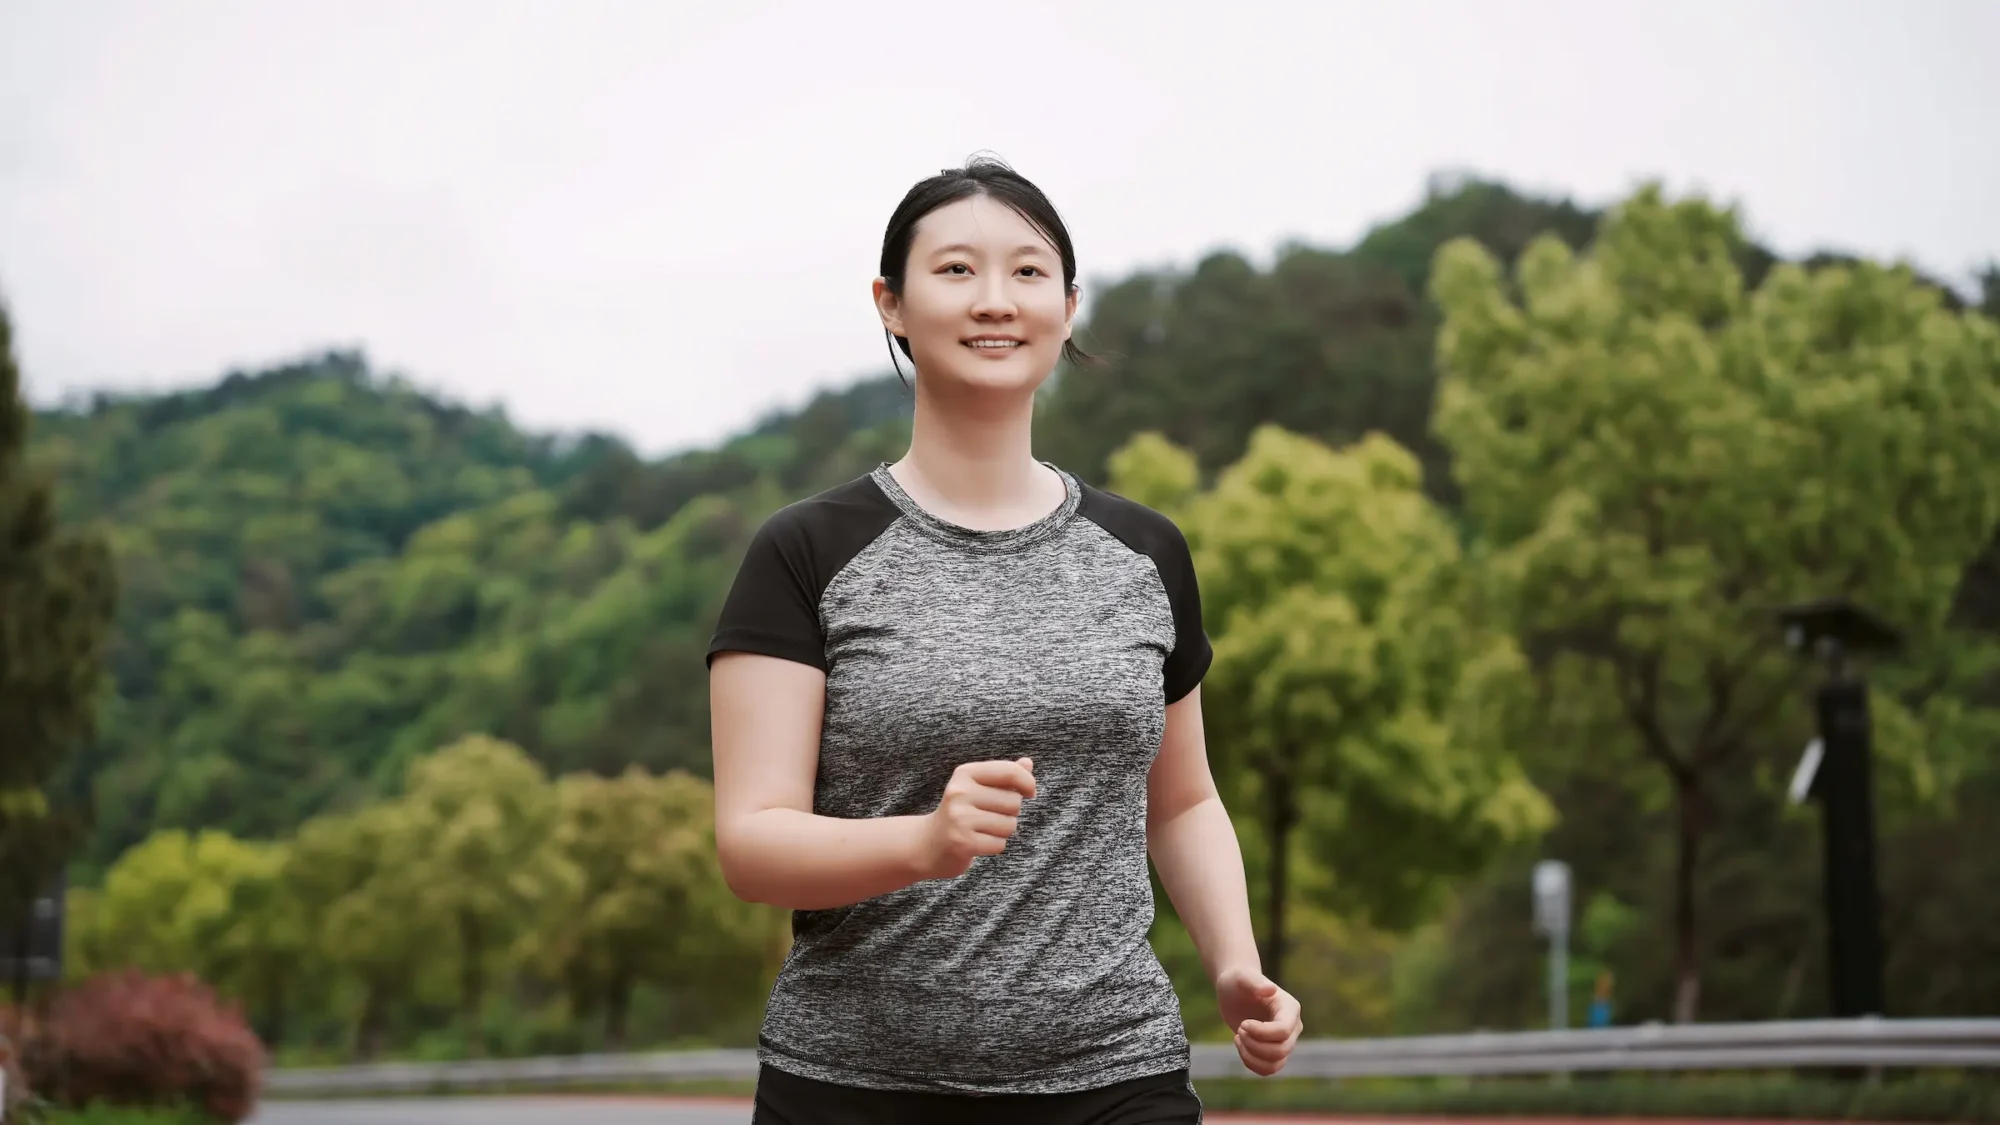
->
[707, 156, 1302, 1125]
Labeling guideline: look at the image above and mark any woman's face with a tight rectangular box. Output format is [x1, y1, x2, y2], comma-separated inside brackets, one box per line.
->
[877, 194, 1077, 397]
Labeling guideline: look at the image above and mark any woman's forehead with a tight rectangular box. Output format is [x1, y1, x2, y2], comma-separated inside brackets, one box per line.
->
[911, 196, 1056, 255]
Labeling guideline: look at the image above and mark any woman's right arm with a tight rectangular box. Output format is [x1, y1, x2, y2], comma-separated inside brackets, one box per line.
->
[709, 650, 1036, 912]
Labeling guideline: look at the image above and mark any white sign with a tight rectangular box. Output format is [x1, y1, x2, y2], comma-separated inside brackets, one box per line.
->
[1789, 737, 1824, 805]
[1532, 859, 1571, 937]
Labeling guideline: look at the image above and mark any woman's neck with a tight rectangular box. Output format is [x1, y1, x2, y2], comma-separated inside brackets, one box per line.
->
[889, 381, 1062, 531]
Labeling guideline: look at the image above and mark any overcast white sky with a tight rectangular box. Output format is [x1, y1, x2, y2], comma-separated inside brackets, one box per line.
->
[3, 0, 1995, 457]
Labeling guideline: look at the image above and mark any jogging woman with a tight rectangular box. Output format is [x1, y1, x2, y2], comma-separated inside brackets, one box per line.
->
[707, 156, 1303, 1124]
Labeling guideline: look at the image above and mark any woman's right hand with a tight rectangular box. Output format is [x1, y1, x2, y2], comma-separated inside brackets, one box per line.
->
[921, 757, 1037, 878]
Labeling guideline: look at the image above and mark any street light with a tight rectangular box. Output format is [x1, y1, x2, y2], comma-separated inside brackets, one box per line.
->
[1774, 597, 1902, 1022]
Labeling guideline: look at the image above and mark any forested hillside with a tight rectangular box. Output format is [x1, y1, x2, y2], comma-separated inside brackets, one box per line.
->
[34, 354, 915, 873]
[25, 174, 2000, 1061]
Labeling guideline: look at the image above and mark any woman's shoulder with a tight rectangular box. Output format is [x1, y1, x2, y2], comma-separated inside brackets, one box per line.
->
[746, 470, 900, 548]
[1071, 476, 1193, 554]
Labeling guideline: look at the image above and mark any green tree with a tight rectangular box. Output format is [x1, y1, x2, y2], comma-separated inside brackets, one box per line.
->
[395, 734, 581, 1056]
[0, 295, 117, 1002]
[1111, 426, 1552, 984]
[1428, 183, 2000, 1021]
[1037, 175, 1604, 501]
[288, 801, 448, 1060]
[190, 836, 309, 1045]
[69, 827, 306, 1040]
[541, 767, 782, 1049]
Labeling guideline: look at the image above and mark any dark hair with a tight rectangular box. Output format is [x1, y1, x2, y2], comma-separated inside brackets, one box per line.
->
[878, 154, 1093, 383]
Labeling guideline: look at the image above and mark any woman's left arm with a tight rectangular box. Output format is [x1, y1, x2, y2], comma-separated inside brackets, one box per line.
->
[1147, 685, 1304, 1076]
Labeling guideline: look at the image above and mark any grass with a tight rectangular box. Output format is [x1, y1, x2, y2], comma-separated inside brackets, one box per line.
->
[36, 1108, 215, 1125]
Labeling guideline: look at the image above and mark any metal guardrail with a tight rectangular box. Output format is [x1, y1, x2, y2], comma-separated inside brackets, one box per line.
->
[262, 1018, 2000, 1095]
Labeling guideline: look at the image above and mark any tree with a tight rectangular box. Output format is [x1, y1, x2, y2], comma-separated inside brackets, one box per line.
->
[0, 294, 117, 1000]
[288, 801, 449, 1061]
[541, 767, 781, 1049]
[68, 828, 306, 1042]
[394, 734, 581, 1056]
[1110, 426, 1552, 984]
[1428, 183, 2000, 1021]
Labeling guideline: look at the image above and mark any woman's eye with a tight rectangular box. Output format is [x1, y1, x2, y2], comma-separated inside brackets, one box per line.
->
[1019, 266, 1043, 277]
[943, 264, 970, 275]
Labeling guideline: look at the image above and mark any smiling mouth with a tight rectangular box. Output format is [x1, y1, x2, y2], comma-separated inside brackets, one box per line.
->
[964, 339, 1024, 350]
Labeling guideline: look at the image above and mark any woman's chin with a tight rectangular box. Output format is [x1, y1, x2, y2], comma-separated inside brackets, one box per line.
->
[919, 351, 1055, 397]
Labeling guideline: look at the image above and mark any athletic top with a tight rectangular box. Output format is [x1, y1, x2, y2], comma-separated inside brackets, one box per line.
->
[706, 462, 1212, 1095]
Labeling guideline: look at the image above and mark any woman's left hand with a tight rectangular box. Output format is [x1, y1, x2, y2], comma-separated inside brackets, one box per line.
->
[1215, 966, 1303, 1076]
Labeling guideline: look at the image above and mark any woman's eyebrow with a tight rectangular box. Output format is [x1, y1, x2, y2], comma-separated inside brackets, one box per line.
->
[928, 243, 1053, 259]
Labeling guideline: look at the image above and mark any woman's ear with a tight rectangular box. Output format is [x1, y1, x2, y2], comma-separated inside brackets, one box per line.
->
[873, 277, 905, 338]
[1064, 282, 1080, 340]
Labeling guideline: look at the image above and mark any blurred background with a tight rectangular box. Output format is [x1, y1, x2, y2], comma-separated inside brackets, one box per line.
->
[2, 1, 1998, 1122]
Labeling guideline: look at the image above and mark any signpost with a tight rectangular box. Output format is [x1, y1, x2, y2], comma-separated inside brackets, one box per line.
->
[1532, 859, 1572, 1032]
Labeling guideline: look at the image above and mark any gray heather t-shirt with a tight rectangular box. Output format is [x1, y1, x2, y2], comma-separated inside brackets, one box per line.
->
[706, 462, 1212, 1095]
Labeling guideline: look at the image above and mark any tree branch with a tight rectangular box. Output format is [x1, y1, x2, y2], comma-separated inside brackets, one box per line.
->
[1691, 654, 1736, 767]
[1708, 632, 1810, 763]
[1618, 647, 1691, 783]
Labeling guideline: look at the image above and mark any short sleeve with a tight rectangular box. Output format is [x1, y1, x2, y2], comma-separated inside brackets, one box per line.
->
[707, 511, 827, 671]
[1157, 523, 1212, 705]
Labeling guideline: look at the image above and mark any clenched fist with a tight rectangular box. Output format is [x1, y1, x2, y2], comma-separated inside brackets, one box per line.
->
[920, 758, 1036, 878]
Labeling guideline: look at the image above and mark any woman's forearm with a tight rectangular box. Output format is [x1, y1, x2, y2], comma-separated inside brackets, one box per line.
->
[1149, 795, 1262, 983]
[719, 809, 930, 911]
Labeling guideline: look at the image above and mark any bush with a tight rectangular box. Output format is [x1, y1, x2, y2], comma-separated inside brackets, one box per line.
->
[23, 972, 263, 1124]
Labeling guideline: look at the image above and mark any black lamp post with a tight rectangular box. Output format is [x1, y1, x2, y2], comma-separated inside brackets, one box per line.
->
[1775, 597, 1901, 1022]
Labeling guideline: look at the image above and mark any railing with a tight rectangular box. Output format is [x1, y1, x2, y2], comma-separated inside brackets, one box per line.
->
[262, 1017, 2000, 1096]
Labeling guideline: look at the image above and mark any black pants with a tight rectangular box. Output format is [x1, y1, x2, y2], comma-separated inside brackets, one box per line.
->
[752, 1063, 1204, 1124]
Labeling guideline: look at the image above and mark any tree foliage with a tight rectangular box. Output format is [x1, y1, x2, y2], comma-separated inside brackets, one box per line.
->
[1112, 426, 1551, 984]
[0, 294, 117, 994]
[63, 741, 778, 1062]
[1428, 183, 2000, 1021]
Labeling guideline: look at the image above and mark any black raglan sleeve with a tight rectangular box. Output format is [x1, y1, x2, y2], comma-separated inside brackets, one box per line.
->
[1077, 484, 1214, 705]
[707, 506, 829, 671]
[1154, 517, 1213, 705]
[706, 477, 906, 673]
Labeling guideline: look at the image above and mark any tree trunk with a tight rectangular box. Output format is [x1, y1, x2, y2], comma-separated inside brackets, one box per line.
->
[1261, 771, 1297, 984]
[460, 914, 485, 1058]
[1672, 776, 1702, 1023]
[353, 985, 386, 1062]
[604, 973, 632, 1053]
[262, 977, 288, 1049]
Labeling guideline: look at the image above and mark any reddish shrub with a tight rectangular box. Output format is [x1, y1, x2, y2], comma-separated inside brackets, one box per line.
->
[26, 971, 265, 1124]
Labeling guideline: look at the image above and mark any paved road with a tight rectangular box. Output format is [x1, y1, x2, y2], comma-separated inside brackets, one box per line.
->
[249, 1097, 1347, 1124]
[251, 1098, 754, 1125]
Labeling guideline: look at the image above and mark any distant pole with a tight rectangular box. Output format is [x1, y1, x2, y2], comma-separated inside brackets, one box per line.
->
[1532, 860, 1572, 1031]
[1549, 919, 1568, 1032]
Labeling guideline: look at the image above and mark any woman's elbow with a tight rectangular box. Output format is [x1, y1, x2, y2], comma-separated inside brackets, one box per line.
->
[713, 825, 767, 905]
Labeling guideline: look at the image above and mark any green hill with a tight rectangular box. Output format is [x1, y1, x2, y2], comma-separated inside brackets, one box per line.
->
[35, 349, 912, 873]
